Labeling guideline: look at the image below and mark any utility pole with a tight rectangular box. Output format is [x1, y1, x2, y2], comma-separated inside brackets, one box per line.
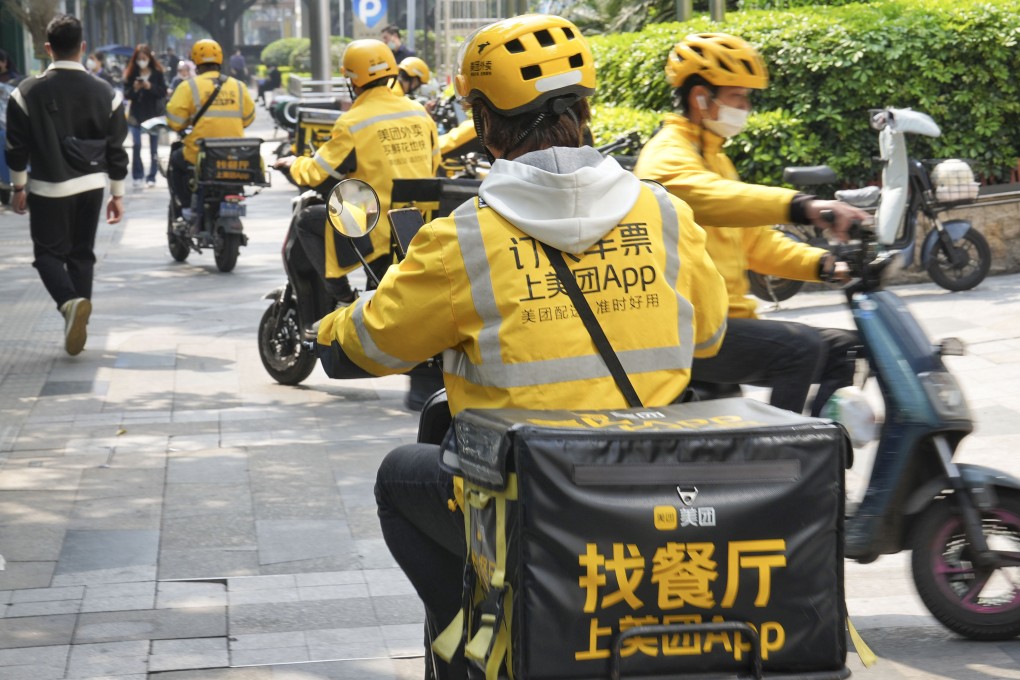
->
[308, 0, 333, 85]
[709, 0, 725, 22]
[675, 0, 692, 22]
[407, 0, 416, 51]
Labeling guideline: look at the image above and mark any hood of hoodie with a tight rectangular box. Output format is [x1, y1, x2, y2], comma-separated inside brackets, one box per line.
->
[478, 146, 642, 255]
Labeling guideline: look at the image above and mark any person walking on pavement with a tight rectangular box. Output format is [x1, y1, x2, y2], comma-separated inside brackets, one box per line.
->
[633, 32, 869, 416]
[0, 48, 22, 85]
[87, 51, 116, 85]
[123, 44, 167, 188]
[229, 48, 248, 84]
[5, 13, 128, 356]
[380, 25, 414, 62]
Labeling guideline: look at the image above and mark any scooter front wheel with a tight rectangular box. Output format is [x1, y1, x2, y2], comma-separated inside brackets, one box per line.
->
[910, 491, 1020, 640]
[747, 271, 804, 303]
[926, 228, 991, 292]
[258, 301, 316, 385]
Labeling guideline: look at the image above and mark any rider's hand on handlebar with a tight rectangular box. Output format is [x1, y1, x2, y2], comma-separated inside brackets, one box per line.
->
[807, 200, 871, 242]
[273, 156, 295, 171]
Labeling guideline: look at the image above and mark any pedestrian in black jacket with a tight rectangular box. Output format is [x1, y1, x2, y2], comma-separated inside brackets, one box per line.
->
[6, 14, 128, 356]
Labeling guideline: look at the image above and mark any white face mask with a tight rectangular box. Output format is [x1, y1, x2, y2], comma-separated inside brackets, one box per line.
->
[86, 58, 96, 70]
[137, 58, 149, 69]
[703, 101, 750, 138]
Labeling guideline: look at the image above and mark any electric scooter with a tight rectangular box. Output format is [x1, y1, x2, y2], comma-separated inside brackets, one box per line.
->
[830, 225, 1020, 639]
[750, 107, 991, 303]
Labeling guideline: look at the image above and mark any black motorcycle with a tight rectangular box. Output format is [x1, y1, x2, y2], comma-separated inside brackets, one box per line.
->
[258, 188, 340, 385]
[167, 137, 268, 272]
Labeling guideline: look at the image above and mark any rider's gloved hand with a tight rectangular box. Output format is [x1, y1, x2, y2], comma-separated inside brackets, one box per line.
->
[818, 253, 851, 284]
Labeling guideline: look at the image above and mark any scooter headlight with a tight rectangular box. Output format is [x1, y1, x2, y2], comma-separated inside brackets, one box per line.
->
[919, 371, 970, 420]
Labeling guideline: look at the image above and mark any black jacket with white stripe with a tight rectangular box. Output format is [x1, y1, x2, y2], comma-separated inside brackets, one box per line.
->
[6, 61, 129, 198]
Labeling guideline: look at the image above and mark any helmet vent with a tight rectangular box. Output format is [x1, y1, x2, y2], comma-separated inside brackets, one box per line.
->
[505, 38, 525, 54]
[534, 29, 555, 47]
[520, 64, 542, 81]
[568, 53, 584, 68]
[562, 26, 575, 39]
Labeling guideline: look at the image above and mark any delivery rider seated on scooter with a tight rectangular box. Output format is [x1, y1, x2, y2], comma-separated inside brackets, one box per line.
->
[313, 14, 729, 679]
[273, 40, 440, 304]
[633, 32, 871, 417]
[392, 56, 430, 98]
[165, 38, 256, 224]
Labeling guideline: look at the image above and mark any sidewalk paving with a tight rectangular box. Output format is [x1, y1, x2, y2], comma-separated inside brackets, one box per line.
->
[0, 105, 1019, 679]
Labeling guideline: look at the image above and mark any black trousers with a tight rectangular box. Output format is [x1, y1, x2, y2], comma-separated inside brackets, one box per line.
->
[28, 189, 104, 309]
[692, 317, 859, 417]
[168, 147, 192, 213]
[376, 443, 469, 680]
[295, 204, 389, 301]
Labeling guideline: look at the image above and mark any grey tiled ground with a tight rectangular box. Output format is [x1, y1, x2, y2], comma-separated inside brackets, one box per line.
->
[2, 105, 1020, 679]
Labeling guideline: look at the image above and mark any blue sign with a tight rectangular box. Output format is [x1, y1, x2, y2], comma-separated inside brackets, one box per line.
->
[133, 0, 153, 15]
[355, 0, 387, 28]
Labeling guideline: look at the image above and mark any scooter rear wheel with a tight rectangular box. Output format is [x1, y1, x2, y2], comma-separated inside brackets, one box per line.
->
[910, 491, 1020, 640]
[214, 229, 242, 273]
[926, 228, 991, 292]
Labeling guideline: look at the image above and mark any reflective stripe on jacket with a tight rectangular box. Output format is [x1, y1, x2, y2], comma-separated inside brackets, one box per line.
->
[317, 182, 728, 415]
[165, 70, 256, 164]
[289, 85, 440, 276]
[634, 114, 826, 319]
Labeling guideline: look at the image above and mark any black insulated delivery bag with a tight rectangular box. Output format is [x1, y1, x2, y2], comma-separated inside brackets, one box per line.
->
[439, 398, 849, 680]
[196, 137, 267, 185]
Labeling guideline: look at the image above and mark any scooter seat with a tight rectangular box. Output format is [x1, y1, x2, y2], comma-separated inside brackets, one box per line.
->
[835, 185, 881, 209]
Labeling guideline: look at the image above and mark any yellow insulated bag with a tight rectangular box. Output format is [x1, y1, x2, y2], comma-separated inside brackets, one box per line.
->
[435, 398, 850, 680]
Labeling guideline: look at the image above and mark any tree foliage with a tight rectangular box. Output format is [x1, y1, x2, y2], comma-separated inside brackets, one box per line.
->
[589, 0, 1020, 185]
[155, 0, 260, 50]
[2, 0, 63, 58]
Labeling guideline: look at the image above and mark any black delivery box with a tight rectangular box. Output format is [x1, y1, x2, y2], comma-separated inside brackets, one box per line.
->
[451, 397, 849, 679]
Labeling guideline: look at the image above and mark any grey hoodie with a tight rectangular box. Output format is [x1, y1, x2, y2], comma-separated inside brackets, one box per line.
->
[478, 146, 643, 255]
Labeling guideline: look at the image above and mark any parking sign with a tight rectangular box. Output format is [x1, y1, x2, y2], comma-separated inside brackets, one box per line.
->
[355, 0, 387, 28]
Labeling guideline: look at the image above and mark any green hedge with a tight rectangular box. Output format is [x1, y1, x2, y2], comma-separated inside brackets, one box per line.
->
[289, 36, 350, 72]
[588, 0, 1020, 185]
[261, 38, 305, 68]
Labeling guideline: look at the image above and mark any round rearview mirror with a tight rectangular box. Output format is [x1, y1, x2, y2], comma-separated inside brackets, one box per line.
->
[326, 179, 380, 239]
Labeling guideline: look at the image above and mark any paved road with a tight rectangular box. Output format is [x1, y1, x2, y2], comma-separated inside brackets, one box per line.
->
[1, 106, 1019, 679]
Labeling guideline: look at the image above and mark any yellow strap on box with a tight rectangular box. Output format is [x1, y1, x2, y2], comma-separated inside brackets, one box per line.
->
[433, 609, 465, 662]
[847, 616, 878, 668]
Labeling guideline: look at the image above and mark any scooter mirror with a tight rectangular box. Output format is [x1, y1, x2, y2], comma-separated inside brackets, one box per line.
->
[326, 179, 381, 239]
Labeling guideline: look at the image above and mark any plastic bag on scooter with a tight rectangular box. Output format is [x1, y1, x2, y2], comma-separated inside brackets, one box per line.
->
[441, 398, 849, 680]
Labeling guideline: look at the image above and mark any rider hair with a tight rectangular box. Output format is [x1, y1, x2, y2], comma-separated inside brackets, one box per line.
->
[473, 97, 591, 159]
[672, 74, 716, 114]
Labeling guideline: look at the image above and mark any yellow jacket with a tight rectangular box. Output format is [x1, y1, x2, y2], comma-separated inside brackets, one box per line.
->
[289, 85, 440, 276]
[317, 146, 728, 415]
[633, 114, 827, 319]
[165, 70, 256, 164]
[439, 118, 478, 157]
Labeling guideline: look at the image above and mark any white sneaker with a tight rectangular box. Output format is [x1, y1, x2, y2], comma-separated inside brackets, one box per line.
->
[132, 179, 143, 188]
[145, 179, 156, 188]
[59, 297, 91, 356]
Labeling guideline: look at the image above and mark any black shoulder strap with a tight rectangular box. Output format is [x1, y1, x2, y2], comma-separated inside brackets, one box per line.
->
[539, 242, 644, 408]
[183, 74, 227, 137]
